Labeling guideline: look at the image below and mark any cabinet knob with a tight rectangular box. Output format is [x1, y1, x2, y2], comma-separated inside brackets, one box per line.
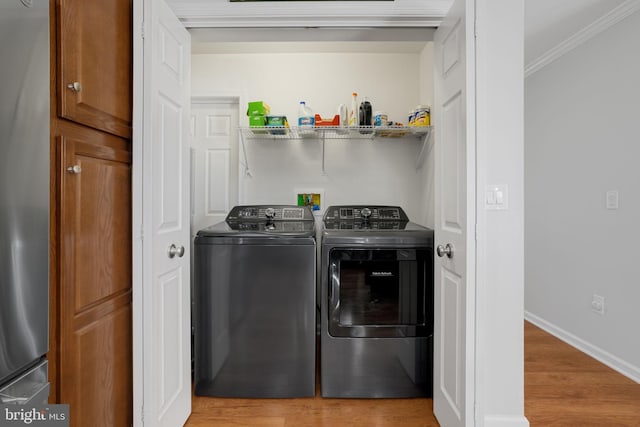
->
[67, 82, 82, 92]
[66, 165, 82, 174]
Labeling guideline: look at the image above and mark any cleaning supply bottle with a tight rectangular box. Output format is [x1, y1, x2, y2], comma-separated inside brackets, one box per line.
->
[348, 92, 358, 127]
[359, 96, 372, 127]
[298, 101, 315, 128]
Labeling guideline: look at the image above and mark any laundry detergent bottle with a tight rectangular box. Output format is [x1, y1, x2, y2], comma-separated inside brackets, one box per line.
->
[359, 96, 372, 127]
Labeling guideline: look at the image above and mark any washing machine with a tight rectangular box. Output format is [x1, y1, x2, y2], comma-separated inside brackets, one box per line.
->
[194, 205, 316, 398]
[320, 205, 434, 398]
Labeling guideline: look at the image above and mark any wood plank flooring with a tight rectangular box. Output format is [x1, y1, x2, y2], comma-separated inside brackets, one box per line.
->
[186, 322, 640, 426]
[525, 321, 640, 426]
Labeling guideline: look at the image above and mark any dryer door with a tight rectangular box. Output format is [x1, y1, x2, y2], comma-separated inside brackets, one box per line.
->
[328, 248, 433, 338]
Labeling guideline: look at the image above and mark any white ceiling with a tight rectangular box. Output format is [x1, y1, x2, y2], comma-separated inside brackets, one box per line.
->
[180, 0, 634, 68]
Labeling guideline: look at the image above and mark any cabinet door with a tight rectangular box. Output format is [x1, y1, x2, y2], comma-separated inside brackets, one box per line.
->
[58, 0, 132, 138]
[58, 126, 132, 426]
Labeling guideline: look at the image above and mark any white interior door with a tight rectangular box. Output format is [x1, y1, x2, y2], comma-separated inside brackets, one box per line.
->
[141, 0, 192, 425]
[433, 0, 475, 426]
[190, 99, 240, 237]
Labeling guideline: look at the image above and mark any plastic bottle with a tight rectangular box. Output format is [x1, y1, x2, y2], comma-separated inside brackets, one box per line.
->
[359, 97, 372, 126]
[414, 105, 431, 126]
[338, 103, 347, 127]
[348, 92, 358, 127]
[298, 101, 315, 128]
[358, 96, 372, 133]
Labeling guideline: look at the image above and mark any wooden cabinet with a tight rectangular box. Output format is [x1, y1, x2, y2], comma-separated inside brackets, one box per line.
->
[57, 0, 132, 139]
[49, 1, 133, 425]
[55, 123, 132, 425]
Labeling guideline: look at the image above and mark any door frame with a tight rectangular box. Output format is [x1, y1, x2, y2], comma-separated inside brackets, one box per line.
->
[473, 1, 527, 425]
[132, 2, 143, 425]
[132, 2, 527, 426]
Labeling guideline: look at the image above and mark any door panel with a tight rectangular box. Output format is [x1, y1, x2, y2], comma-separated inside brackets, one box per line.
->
[71, 150, 132, 312]
[142, 0, 191, 425]
[442, 91, 464, 233]
[58, 0, 132, 138]
[59, 130, 132, 427]
[190, 102, 240, 236]
[73, 304, 132, 426]
[433, 0, 475, 426]
[441, 269, 463, 412]
[156, 267, 185, 412]
[157, 96, 183, 231]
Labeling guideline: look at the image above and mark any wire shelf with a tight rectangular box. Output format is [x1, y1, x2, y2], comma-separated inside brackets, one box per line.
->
[238, 125, 433, 175]
[239, 126, 431, 141]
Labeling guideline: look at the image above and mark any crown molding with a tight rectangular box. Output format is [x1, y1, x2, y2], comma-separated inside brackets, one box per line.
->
[168, 0, 451, 28]
[525, 0, 640, 78]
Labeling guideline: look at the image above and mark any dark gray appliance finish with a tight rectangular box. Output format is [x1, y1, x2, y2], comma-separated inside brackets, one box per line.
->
[320, 205, 434, 398]
[0, 0, 50, 403]
[193, 205, 316, 398]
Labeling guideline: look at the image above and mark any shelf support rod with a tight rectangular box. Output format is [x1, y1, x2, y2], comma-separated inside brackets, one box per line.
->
[415, 127, 433, 170]
[321, 131, 327, 175]
[239, 129, 252, 177]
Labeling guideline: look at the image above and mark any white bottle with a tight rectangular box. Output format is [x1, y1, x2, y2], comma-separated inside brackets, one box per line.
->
[298, 101, 315, 128]
[348, 92, 358, 127]
[338, 103, 347, 127]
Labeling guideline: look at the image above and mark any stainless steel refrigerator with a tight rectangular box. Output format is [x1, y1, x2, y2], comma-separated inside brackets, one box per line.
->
[0, 0, 50, 404]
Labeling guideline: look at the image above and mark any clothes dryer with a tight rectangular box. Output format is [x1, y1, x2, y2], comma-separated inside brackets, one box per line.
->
[320, 205, 434, 398]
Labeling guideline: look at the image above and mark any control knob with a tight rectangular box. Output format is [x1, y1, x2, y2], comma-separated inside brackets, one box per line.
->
[265, 207, 276, 220]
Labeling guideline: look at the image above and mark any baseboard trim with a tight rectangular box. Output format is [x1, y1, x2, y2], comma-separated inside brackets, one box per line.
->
[483, 415, 530, 427]
[525, 311, 640, 383]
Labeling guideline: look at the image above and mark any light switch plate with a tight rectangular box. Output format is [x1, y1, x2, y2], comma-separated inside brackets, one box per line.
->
[606, 190, 619, 209]
[485, 185, 508, 210]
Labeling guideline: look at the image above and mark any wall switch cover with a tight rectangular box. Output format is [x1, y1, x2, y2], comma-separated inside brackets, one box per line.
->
[606, 190, 619, 209]
[485, 185, 508, 210]
[591, 294, 605, 315]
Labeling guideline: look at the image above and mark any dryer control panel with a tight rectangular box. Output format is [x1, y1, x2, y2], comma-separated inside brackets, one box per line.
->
[323, 205, 409, 230]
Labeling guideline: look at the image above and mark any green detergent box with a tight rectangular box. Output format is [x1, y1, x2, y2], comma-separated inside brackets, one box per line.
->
[247, 101, 271, 117]
[248, 115, 266, 127]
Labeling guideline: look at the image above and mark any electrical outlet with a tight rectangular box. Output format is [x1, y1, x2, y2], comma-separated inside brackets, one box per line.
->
[591, 294, 605, 315]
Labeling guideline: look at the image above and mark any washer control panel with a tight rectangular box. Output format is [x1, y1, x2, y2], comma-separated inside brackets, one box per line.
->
[227, 205, 314, 222]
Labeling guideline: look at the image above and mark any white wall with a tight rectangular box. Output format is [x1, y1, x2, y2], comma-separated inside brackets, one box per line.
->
[525, 10, 640, 381]
[476, 0, 527, 424]
[191, 48, 434, 222]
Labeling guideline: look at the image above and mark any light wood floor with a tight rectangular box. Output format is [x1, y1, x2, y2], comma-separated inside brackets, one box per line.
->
[186, 322, 640, 426]
[524, 321, 640, 426]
